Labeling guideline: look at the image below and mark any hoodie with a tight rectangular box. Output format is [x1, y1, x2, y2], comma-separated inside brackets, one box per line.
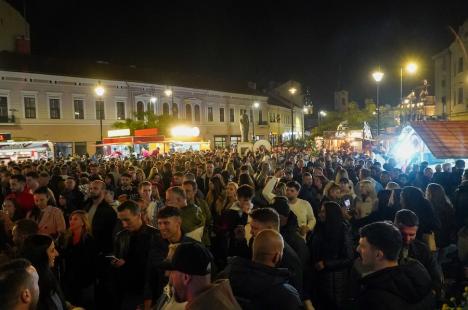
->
[186, 279, 241, 310]
[355, 260, 435, 310]
[222, 256, 302, 310]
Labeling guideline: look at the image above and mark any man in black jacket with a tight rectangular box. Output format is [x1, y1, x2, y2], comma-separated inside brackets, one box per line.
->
[454, 169, 468, 230]
[350, 221, 434, 309]
[112, 200, 161, 310]
[230, 207, 306, 305]
[394, 209, 443, 297]
[220, 229, 302, 309]
[298, 172, 320, 217]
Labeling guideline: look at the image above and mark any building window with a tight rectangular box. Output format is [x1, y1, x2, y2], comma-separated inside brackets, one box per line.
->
[230, 108, 234, 122]
[49, 98, 61, 119]
[185, 104, 192, 121]
[74, 99, 84, 119]
[258, 110, 263, 123]
[269, 112, 276, 123]
[116, 101, 125, 120]
[136, 101, 144, 120]
[230, 135, 241, 146]
[0, 97, 7, 118]
[96, 100, 105, 120]
[172, 103, 178, 119]
[441, 79, 446, 88]
[214, 135, 227, 148]
[163, 103, 169, 116]
[74, 142, 87, 156]
[219, 108, 225, 122]
[194, 105, 200, 122]
[458, 87, 464, 105]
[459, 57, 464, 73]
[24, 97, 36, 119]
[208, 107, 213, 122]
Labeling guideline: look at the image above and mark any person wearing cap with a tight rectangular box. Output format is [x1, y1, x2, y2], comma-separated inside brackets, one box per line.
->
[220, 229, 302, 310]
[163, 242, 241, 310]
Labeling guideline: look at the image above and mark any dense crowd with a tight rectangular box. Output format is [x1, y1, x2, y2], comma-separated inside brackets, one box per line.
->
[0, 147, 467, 310]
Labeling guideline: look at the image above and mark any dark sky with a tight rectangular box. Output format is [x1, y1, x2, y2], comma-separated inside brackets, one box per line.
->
[6, 0, 468, 109]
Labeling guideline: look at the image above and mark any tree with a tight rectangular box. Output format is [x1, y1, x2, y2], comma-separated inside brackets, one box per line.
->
[112, 111, 177, 136]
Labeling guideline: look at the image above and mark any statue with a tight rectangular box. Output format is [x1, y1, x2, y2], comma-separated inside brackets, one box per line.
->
[240, 113, 250, 142]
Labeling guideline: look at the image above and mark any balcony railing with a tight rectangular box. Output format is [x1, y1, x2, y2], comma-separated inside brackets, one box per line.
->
[0, 115, 16, 124]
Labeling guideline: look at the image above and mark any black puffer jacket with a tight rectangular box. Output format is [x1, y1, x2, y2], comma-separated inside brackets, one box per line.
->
[353, 260, 435, 310]
[454, 181, 468, 229]
[222, 256, 302, 310]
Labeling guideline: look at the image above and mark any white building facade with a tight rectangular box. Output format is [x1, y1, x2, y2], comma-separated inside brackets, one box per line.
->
[0, 70, 304, 155]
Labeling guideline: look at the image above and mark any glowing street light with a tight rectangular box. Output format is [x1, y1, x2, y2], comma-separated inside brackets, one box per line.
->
[171, 126, 200, 138]
[400, 61, 418, 105]
[372, 70, 384, 136]
[164, 89, 173, 97]
[150, 97, 157, 104]
[253, 101, 260, 109]
[288, 87, 297, 143]
[406, 62, 417, 74]
[318, 110, 327, 131]
[319, 110, 327, 116]
[94, 83, 105, 142]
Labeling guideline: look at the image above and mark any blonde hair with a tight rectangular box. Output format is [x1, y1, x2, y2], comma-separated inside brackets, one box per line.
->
[335, 168, 349, 183]
[69, 210, 92, 236]
[359, 180, 377, 200]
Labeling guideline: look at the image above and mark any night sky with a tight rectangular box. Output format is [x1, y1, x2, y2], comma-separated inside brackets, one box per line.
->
[6, 0, 468, 110]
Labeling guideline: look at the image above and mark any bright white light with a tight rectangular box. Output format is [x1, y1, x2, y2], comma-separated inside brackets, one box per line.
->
[404, 99, 410, 104]
[319, 110, 327, 116]
[171, 126, 200, 138]
[406, 63, 417, 74]
[150, 97, 157, 103]
[372, 71, 384, 82]
[108, 129, 130, 137]
[95, 85, 105, 96]
[253, 102, 260, 108]
[289, 87, 297, 95]
[303, 107, 308, 112]
[164, 89, 173, 97]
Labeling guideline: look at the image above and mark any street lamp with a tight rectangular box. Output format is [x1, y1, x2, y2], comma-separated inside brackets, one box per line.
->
[372, 70, 384, 136]
[318, 110, 327, 133]
[288, 87, 297, 144]
[400, 62, 417, 104]
[94, 83, 105, 141]
[252, 101, 260, 142]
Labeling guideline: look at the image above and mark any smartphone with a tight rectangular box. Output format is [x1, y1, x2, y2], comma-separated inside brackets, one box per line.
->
[344, 199, 351, 211]
[105, 255, 118, 261]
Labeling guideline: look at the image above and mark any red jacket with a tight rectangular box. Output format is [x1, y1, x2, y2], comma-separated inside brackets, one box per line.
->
[6, 188, 35, 213]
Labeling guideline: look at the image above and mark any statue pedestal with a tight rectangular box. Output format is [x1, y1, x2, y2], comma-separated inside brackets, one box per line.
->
[237, 142, 253, 156]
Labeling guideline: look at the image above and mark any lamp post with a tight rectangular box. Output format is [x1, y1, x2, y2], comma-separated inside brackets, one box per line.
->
[372, 70, 384, 136]
[288, 87, 297, 144]
[318, 110, 327, 133]
[94, 84, 105, 142]
[252, 101, 260, 142]
[400, 62, 417, 105]
[165, 88, 174, 118]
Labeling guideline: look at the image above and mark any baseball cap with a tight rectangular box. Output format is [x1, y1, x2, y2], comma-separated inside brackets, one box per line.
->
[160, 242, 213, 276]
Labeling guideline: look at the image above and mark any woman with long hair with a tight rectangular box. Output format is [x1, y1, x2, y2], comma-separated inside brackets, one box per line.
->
[238, 173, 255, 189]
[354, 180, 377, 219]
[310, 201, 353, 309]
[211, 181, 240, 269]
[426, 183, 456, 252]
[21, 234, 66, 310]
[401, 186, 441, 241]
[58, 210, 97, 309]
[206, 175, 226, 215]
[104, 173, 116, 193]
[27, 187, 66, 238]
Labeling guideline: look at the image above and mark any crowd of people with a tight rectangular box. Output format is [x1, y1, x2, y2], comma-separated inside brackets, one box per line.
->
[0, 147, 467, 310]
